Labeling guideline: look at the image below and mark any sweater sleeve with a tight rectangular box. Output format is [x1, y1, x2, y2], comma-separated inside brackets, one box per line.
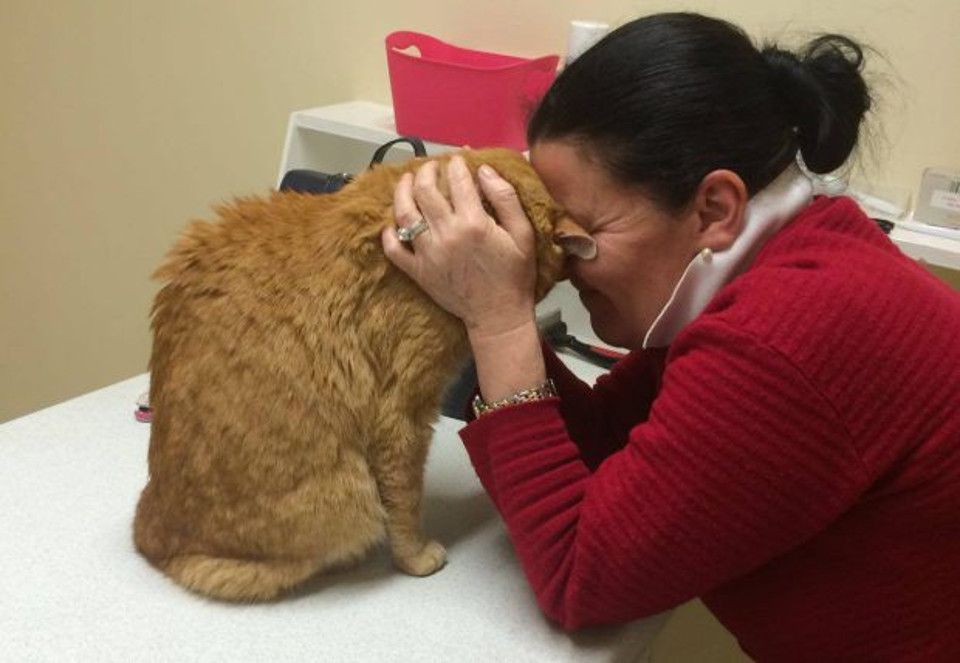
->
[459, 319, 870, 629]
[543, 344, 668, 470]
[465, 344, 667, 508]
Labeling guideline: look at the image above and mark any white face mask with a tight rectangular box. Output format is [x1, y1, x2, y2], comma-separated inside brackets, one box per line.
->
[642, 163, 814, 348]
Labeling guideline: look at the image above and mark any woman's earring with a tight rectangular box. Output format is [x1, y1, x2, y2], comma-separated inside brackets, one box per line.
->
[699, 247, 713, 262]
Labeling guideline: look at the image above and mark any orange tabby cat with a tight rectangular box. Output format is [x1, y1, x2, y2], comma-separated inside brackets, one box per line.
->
[133, 148, 578, 601]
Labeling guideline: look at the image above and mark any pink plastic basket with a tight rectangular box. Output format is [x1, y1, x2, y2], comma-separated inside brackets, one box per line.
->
[385, 31, 559, 150]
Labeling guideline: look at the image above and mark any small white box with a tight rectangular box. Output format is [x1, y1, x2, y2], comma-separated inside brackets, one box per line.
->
[915, 167, 960, 230]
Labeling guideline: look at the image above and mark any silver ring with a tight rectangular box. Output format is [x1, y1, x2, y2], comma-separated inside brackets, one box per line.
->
[396, 219, 430, 243]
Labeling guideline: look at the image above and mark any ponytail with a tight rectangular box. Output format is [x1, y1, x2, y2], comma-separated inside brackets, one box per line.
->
[762, 35, 872, 174]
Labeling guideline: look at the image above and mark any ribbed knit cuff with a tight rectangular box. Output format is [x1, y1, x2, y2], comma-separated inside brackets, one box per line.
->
[459, 398, 568, 507]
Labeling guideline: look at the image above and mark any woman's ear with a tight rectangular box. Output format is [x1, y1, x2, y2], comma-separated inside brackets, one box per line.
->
[692, 170, 748, 252]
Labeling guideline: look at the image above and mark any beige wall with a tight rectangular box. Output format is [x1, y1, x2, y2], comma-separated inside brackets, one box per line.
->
[1, 0, 957, 425]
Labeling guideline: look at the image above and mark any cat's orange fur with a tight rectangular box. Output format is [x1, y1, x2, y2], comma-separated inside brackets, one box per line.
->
[133, 149, 573, 601]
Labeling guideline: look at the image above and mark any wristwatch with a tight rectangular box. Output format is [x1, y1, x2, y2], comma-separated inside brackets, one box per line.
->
[471, 379, 558, 418]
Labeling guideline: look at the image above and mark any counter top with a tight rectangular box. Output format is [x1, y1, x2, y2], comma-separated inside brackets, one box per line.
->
[0, 371, 667, 662]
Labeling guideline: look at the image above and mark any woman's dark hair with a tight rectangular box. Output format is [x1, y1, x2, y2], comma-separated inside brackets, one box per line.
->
[527, 13, 872, 210]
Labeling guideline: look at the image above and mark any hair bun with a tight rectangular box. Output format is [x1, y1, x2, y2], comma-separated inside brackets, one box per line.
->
[762, 35, 871, 174]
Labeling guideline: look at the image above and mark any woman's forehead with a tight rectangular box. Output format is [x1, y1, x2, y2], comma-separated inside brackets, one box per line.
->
[532, 141, 660, 229]
[531, 143, 604, 208]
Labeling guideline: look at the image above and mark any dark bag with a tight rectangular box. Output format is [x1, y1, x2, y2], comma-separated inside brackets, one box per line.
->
[279, 137, 427, 195]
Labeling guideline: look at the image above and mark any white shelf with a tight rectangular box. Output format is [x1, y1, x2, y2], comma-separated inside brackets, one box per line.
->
[277, 101, 451, 186]
[291, 101, 442, 148]
[889, 221, 960, 270]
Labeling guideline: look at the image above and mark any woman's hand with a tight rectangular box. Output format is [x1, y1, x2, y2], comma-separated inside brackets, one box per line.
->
[382, 155, 538, 340]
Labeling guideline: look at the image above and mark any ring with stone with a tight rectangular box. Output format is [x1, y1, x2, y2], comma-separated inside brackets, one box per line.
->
[396, 218, 430, 243]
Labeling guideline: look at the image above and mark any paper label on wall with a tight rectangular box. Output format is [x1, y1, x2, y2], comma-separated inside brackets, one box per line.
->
[930, 189, 960, 213]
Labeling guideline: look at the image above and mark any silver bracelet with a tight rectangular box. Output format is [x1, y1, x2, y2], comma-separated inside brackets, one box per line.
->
[471, 379, 558, 418]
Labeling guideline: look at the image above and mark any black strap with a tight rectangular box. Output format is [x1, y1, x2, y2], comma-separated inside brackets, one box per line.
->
[279, 169, 352, 194]
[280, 136, 428, 196]
[369, 136, 427, 167]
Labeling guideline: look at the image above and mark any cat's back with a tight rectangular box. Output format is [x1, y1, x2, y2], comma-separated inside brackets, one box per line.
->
[151, 175, 398, 334]
[148, 166, 454, 419]
[155, 189, 374, 288]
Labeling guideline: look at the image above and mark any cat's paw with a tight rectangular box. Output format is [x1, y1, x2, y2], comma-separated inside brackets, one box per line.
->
[395, 540, 447, 577]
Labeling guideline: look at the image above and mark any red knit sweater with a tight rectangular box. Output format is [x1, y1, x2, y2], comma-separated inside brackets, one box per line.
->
[460, 197, 960, 662]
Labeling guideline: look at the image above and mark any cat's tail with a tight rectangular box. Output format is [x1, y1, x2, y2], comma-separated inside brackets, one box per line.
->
[160, 554, 321, 602]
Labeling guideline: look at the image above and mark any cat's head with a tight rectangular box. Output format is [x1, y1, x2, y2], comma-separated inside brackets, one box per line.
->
[454, 149, 594, 302]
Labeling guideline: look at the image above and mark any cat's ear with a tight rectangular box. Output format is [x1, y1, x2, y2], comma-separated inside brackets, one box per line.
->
[554, 217, 596, 260]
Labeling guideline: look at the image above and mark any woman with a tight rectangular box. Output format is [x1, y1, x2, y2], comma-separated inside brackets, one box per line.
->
[382, 13, 960, 662]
